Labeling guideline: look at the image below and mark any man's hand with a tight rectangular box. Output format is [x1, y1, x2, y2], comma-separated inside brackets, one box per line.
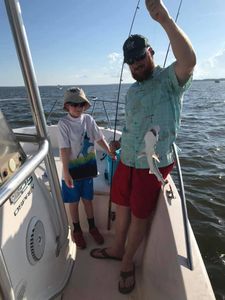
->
[145, 0, 170, 24]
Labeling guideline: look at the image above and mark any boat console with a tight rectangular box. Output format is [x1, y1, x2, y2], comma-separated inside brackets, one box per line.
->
[0, 109, 75, 299]
[0, 110, 26, 187]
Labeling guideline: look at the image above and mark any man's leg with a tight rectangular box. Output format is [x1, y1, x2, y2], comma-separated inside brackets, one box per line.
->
[121, 213, 148, 270]
[108, 204, 131, 257]
[118, 213, 149, 291]
[90, 161, 131, 258]
[90, 204, 130, 258]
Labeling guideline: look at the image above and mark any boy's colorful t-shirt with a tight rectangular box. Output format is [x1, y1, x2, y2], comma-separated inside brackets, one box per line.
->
[57, 114, 103, 180]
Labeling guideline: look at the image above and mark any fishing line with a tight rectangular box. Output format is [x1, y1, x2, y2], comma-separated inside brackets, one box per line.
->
[163, 0, 183, 67]
[107, 0, 141, 230]
[46, 85, 62, 124]
[46, 98, 58, 124]
[112, 0, 141, 142]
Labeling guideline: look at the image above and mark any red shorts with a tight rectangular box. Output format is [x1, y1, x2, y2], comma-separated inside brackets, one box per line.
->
[111, 161, 174, 219]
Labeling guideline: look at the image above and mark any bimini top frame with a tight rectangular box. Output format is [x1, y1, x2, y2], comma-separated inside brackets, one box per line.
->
[2, 0, 68, 250]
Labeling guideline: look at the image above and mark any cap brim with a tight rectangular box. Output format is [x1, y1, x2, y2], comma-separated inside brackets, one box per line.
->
[63, 99, 91, 111]
[124, 48, 146, 63]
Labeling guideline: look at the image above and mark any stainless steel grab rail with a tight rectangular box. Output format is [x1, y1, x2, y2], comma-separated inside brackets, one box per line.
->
[4, 0, 68, 250]
[0, 139, 48, 207]
[172, 143, 193, 270]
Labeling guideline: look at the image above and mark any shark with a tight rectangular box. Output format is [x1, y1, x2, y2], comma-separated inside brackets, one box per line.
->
[138, 126, 167, 186]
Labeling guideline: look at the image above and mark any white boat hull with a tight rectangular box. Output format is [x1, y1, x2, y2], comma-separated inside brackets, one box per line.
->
[0, 125, 215, 299]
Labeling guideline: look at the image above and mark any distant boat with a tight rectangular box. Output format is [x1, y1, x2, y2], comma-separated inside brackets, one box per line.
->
[214, 79, 220, 83]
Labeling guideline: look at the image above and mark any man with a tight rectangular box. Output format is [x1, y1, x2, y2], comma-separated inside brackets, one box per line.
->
[90, 0, 196, 294]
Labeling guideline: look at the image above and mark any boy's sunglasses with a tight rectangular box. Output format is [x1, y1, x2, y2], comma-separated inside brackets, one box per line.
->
[68, 102, 86, 108]
[125, 52, 147, 65]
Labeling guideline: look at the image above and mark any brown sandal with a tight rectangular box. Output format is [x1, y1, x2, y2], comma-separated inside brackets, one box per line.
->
[90, 248, 122, 260]
[118, 264, 135, 294]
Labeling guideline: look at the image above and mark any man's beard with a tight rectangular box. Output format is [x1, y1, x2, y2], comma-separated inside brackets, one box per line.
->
[131, 62, 154, 82]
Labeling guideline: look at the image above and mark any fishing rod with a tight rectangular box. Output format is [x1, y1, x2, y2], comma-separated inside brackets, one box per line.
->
[112, 0, 141, 142]
[163, 0, 183, 67]
[107, 0, 141, 230]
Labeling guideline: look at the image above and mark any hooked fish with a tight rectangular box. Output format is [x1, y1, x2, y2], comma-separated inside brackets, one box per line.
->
[138, 127, 167, 186]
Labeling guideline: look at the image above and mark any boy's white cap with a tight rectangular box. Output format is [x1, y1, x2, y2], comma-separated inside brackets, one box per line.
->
[63, 87, 91, 111]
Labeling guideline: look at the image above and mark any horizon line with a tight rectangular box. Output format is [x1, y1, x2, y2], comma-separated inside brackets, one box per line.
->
[1, 78, 225, 88]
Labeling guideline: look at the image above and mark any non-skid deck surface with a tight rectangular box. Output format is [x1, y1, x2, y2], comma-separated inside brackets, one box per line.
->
[61, 232, 140, 300]
[33, 148, 141, 299]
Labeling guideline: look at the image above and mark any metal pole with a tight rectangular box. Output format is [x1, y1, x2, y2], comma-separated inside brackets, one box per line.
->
[0, 140, 48, 207]
[172, 143, 193, 270]
[4, 0, 68, 249]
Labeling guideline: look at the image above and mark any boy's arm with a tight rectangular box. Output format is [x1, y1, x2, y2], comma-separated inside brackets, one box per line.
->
[60, 148, 74, 188]
[97, 138, 116, 160]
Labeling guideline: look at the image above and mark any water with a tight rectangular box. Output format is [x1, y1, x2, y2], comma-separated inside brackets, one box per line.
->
[0, 81, 225, 299]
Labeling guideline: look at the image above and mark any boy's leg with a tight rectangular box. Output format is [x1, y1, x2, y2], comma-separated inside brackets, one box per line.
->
[82, 198, 94, 219]
[82, 198, 104, 245]
[68, 202, 86, 249]
[61, 179, 86, 249]
[69, 202, 79, 223]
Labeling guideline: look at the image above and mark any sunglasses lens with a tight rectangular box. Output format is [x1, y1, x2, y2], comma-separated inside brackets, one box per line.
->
[137, 53, 146, 61]
[69, 102, 86, 107]
[127, 52, 146, 65]
[127, 58, 134, 65]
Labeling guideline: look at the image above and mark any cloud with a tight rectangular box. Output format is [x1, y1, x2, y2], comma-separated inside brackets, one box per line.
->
[57, 52, 133, 84]
[107, 52, 122, 64]
[195, 48, 225, 79]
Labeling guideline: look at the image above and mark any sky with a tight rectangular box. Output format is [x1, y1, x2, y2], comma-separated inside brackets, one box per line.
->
[0, 0, 225, 86]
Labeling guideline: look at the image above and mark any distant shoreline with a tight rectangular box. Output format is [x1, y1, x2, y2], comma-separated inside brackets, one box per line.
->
[0, 78, 225, 88]
[194, 78, 225, 82]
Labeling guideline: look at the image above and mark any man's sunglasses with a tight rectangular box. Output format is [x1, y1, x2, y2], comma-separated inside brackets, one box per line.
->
[68, 102, 86, 108]
[125, 52, 147, 65]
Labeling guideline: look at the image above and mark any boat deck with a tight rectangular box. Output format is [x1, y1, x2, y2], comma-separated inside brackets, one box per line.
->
[15, 125, 215, 300]
[61, 231, 140, 300]
[33, 145, 142, 299]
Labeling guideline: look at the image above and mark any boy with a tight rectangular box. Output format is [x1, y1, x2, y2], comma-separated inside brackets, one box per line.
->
[58, 87, 114, 249]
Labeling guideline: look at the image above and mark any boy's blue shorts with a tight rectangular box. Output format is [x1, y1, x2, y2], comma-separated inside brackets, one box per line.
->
[61, 178, 94, 203]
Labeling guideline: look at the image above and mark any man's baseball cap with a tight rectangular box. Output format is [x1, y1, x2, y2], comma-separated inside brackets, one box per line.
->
[123, 34, 150, 64]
